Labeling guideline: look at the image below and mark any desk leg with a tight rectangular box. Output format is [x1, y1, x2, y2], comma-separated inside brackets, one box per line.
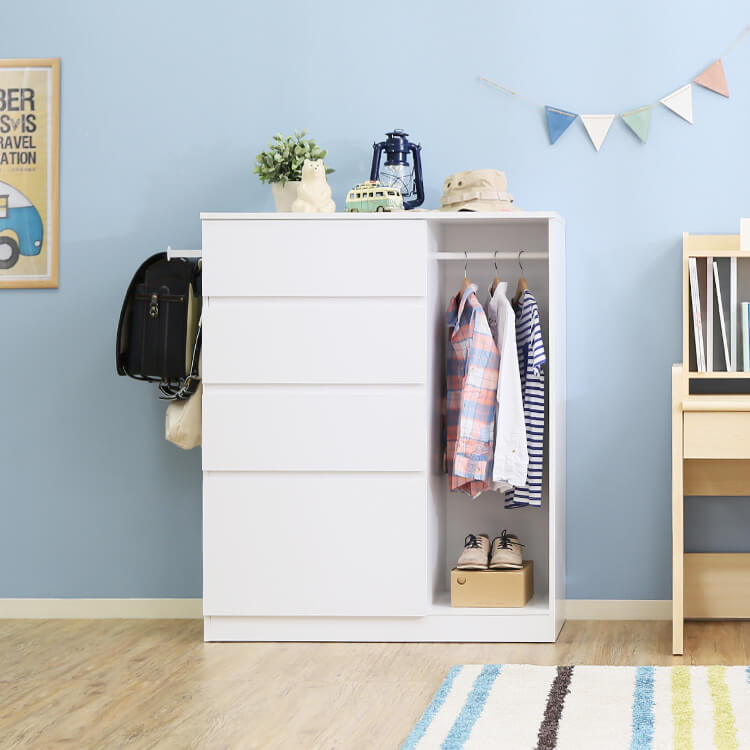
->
[672, 368, 684, 655]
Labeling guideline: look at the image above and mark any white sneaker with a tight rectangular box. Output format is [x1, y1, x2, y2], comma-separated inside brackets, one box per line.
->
[489, 530, 524, 570]
[456, 533, 490, 570]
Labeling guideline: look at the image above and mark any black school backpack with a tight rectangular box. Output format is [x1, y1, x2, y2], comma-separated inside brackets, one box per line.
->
[116, 252, 201, 399]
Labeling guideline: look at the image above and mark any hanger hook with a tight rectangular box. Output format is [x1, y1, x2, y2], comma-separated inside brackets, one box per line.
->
[464, 250, 469, 279]
[518, 249, 526, 274]
[494, 250, 499, 275]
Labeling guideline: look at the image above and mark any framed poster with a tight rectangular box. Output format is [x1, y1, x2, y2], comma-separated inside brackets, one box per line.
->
[0, 58, 59, 288]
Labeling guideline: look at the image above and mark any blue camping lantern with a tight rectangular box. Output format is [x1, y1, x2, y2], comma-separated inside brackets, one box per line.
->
[370, 129, 424, 210]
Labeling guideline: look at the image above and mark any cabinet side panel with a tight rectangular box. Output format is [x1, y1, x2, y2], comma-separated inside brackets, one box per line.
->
[425, 222, 446, 604]
[545, 219, 566, 630]
[672, 365, 684, 654]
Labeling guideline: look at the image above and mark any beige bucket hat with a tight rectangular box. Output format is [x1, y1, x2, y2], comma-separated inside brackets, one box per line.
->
[439, 169, 516, 211]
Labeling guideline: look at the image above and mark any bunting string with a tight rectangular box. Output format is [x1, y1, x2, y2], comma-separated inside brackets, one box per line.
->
[480, 24, 750, 151]
[720, 24, 750, 58]
[478, 78, 542, 107]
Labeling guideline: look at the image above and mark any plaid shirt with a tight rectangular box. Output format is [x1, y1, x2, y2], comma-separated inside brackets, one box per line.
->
[445, 284, 500, 498]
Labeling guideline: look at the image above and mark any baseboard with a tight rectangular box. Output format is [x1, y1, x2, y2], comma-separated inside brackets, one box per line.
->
[0, 598, 202, 619]
[565, 599, 671, 620]
[0, 598, 671, 621]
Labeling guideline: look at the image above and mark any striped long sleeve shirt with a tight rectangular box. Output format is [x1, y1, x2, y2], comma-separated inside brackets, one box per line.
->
[506, 289, 546, 508]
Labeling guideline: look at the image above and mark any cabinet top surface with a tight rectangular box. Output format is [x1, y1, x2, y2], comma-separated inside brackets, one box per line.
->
[201, 210, 563, 224]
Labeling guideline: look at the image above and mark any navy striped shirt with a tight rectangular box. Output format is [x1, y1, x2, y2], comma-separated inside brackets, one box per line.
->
[506, 290, 546, 508]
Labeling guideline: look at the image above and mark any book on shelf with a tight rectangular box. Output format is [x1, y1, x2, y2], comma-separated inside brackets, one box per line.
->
[731, 257, 738, 371]
[705, 257, 713, 371]
[743, 302, 750, 372]
[688, 257, 706, 372]
[714, 261, 731, 371]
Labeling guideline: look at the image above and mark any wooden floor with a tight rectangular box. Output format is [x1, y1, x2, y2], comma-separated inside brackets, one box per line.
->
[3, 619, 750, 749]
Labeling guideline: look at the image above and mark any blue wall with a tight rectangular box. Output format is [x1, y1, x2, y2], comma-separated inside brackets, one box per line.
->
[2, 0, 749, 599]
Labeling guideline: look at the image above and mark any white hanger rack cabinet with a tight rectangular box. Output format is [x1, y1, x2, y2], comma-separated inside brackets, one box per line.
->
[200, 211, 566, 642]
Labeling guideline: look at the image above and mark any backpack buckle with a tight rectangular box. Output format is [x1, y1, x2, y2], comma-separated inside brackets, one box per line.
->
[148, 293, 159, 318]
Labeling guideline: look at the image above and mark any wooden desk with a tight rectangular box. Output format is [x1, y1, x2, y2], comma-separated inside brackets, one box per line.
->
[672, 365, 750, 654]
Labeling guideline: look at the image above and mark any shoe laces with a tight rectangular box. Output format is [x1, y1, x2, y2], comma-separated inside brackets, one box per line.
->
[492, 529, 524, 551]
[464, 534, 484, 550]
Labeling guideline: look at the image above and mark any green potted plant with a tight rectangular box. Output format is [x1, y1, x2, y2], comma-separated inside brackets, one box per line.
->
[254, 131, 334, 211]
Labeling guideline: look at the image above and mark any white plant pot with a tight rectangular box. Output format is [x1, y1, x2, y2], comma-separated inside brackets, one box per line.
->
[271, 181, 300, 212]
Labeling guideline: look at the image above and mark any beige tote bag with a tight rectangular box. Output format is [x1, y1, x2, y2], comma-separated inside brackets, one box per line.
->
[165, 381, 202, 449]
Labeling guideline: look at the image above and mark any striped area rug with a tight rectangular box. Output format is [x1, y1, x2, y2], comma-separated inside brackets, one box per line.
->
[401, 664, 750, 749]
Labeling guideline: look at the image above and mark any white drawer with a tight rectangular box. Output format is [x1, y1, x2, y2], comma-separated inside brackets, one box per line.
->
[202, 385, 425, 471]
[202, 297, 426, 384]
[202, 472, 427, 616]
[201, 218, 426, 297]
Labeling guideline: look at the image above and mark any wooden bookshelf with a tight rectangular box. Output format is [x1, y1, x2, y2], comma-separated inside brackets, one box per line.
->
[682, 232, 750, 389]
[674, 228, 750, 654]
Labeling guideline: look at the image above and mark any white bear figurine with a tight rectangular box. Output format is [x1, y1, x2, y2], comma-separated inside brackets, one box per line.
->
[291, 158, 336, 213]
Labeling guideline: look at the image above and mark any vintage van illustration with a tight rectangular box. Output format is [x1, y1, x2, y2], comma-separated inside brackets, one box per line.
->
[0, 181, 43, 269]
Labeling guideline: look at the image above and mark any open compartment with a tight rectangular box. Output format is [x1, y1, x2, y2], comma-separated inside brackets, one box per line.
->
[424, 215, 563, 623]
[685, 234, 750, 393]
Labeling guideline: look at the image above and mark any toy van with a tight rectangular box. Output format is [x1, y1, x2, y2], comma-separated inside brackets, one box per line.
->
[0, 181, 43, 269]
[345, 181, 403, 212]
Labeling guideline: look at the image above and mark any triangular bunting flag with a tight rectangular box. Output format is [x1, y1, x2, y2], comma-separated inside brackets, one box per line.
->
[545, 105, 577, 144]
[621, 105, 652, 143]
[580, 114, 615, 151]
[694, 59, 729, 97]
[660, 84, 693, 123]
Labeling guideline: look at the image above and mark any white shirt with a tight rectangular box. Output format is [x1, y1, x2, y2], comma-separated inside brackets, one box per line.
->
[485, 282, 528, 489]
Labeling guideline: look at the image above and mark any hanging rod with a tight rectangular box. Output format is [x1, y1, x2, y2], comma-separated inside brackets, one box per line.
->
[429, 251, 547, 260]
[166, 245, 202, 260]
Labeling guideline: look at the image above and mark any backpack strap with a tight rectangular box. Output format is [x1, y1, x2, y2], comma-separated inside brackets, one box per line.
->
[158, 316, 202, 400]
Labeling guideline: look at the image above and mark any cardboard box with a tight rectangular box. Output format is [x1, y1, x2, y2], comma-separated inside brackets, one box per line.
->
[450, 561, 533, 607]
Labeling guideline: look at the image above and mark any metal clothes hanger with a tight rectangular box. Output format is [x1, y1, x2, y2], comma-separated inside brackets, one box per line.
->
[459, 250, 473, 294]
[513, 249, 529, 306]
[490, 250, 502, 296]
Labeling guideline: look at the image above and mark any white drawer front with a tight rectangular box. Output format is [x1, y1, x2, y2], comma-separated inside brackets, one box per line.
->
[203, 472, 427, 616]
[202, 298, 426, 384]
[202, 386, 425, 471]
[202, 219, 426, 297]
